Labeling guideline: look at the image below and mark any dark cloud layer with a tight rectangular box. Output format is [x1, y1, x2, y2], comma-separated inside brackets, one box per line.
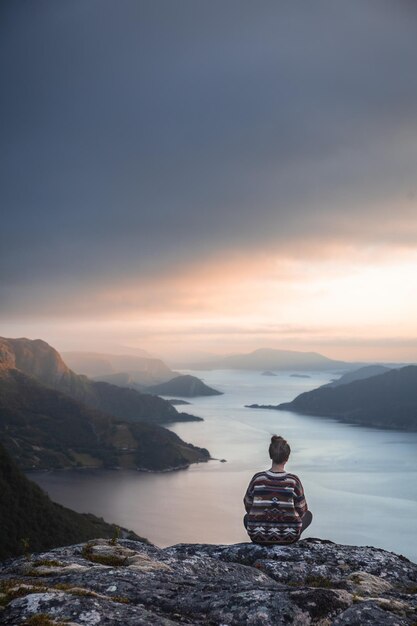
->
[1, 0, 417, 315]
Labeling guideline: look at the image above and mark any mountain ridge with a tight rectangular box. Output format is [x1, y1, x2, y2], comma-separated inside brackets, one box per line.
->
[0, 367, 209, 471]
[0, 337, 210, 471]
[63, 350, 176, 386]
[275, 365, 417, 430]
[0, 337, 197, 425]
[187, 348, 355, 371]
[325, 364, 392, 387]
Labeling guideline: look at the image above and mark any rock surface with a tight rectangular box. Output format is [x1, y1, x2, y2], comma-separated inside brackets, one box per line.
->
[1, 538, 416, 625]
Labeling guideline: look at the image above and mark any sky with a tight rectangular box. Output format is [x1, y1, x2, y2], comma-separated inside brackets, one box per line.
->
[1, 0, 417, 363]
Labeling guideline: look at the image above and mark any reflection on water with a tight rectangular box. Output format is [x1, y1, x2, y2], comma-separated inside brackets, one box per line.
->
[29, 370, 417, 561]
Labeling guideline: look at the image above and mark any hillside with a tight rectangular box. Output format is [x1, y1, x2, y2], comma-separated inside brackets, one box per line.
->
[0, 368, 210, 471]
[276, 365, 417, 430]
[63, 350, 176, 386]
[328, 364, 391, 387]
[146, 374, 222, 398]
[188, 348, 353, 371]
[0, 443, 143, 561]
[92, 371, 148, 392]
[0, 337, 198, 425]
[1, 538, 416, 624]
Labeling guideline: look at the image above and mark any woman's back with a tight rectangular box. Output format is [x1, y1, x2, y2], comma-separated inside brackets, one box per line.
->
[244, 469, 307, 544]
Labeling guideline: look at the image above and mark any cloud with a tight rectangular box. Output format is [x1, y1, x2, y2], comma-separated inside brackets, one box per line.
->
[1, 0, 417, 322]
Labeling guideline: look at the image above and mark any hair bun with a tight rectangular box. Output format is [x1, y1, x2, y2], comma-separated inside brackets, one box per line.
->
[269, 435, 291, 463]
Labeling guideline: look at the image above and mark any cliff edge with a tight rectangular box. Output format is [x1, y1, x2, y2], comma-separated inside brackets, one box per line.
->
[1, 537, 416, 625]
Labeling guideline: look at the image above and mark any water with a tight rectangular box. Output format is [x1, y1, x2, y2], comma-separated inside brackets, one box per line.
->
[29, 370, 417, 561]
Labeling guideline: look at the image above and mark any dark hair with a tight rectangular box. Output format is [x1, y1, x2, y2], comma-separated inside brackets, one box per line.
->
[269, 435, 290, 464]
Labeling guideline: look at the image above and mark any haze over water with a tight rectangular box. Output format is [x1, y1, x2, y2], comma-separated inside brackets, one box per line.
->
[31, 370, 417, 562]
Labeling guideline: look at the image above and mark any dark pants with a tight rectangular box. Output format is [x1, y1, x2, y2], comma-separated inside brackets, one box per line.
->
[300, 510, 313, 532]
[244, 510, 313, 535]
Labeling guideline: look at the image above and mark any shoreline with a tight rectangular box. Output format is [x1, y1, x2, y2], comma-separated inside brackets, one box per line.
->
[245, 403, 417, 432]
[25, 457, 217, 475]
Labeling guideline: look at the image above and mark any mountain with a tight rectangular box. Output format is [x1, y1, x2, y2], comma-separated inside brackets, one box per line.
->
[146, 375, 222, 398]
[0, 443, 143, 561]
[1, 538, 416, 624]
[93, 369, 221, 401]
[327, 364, 391, 387]
[187, 348, 353, 371]
[0, 337, 210, 470]
[0, 337, 197, 425]
[276, 365, 417, 430]
[92, 371, 148, 391]
[0, 368, 209, 471]
[63, 350, 177, 386]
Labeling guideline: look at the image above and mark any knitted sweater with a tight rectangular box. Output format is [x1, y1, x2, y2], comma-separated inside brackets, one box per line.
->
[244, 470, 308, 544]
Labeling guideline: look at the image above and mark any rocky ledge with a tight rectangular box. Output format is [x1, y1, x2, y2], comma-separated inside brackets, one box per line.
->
[0, 538, 416, 625]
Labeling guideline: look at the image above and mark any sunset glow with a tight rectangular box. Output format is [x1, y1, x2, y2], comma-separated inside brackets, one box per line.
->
[3, 246, 417, 362]
[1, 1, 417, 364]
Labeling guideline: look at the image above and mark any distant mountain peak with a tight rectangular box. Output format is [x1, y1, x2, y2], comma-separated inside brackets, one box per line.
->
[249, 348, 326, 357]
[186, 347, 352, 371]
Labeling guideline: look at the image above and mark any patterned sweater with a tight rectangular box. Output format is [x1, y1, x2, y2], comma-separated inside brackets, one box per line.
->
[244, 470, 308, 544]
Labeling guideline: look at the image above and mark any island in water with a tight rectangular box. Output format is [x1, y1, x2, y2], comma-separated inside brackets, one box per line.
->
[146, 374, 222, 398]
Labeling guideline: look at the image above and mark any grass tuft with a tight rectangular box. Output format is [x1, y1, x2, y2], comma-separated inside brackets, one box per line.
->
[305, 575, 334, 588]
[32, 560, 64, 568]
[22, 614, 66, 626]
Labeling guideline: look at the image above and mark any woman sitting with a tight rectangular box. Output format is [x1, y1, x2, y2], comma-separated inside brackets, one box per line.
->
[243, 435, 312, 544]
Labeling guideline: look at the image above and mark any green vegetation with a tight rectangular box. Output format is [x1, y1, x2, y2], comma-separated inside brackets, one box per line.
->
[305, 575, 334, 588]
[22, 615, 66, 626]
[32, 560, 64, 568]
[0, 368, 210, 471]
[110, 526, 121, 546]
[0, 443, 143, 561]
[0, 579, 47, 606]
[0, 370, 209, 470]
[21, 538, 31, 561]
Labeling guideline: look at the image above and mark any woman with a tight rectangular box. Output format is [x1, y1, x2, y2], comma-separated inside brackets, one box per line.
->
[243, 435, 312, 544]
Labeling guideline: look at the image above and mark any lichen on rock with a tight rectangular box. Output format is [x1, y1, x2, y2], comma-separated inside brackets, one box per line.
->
[1, 537, 416, 625]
